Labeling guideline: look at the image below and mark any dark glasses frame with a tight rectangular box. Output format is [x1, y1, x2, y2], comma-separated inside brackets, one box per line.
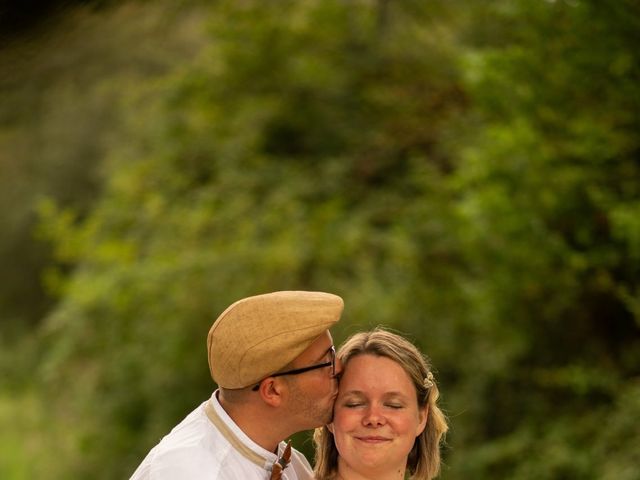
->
[251, 346, 336, 391]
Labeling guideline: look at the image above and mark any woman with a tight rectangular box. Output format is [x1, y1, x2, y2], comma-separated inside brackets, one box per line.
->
[314, 328, 448, 480]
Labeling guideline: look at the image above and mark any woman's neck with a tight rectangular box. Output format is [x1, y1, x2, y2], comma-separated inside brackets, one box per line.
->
[335, 462, 406, 480]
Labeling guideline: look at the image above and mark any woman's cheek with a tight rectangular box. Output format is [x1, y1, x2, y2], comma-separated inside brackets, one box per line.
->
[334, 407, 357, 430]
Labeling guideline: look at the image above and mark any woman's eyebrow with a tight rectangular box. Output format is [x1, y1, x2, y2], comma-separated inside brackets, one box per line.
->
[340, 390, 366, 397]
[382, 391, 409, 399]
[340, 390, 409, 399]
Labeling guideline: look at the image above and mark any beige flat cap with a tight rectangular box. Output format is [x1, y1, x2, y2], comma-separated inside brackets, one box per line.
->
[208, 291, 344, 389]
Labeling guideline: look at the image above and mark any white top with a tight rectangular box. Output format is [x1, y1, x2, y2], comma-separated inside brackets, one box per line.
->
[130, 391, 314, 480]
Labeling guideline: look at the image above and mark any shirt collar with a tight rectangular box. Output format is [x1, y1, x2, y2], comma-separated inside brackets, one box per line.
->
[207, 390, 286, 470]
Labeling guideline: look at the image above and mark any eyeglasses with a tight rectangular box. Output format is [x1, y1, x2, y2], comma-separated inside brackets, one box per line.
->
[252, 346, 336, 391]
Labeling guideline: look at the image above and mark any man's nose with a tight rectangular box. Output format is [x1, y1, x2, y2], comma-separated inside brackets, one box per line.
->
[333, 356, 343, 379]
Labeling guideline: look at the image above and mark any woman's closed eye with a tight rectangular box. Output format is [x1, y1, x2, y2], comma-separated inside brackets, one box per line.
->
[340, 400, 405, 409]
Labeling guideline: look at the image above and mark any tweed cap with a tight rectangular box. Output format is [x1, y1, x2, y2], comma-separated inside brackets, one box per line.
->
[208, 291, 344, 389]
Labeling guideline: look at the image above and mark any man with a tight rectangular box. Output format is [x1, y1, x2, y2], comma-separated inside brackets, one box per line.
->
[130, 290, 344, 479]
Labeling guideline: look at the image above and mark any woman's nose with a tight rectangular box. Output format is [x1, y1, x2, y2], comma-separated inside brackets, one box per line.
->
[363, 405, 386, 427]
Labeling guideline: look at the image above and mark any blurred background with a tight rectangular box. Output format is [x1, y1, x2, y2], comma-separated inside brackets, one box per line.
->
[1, 0, 639, 478]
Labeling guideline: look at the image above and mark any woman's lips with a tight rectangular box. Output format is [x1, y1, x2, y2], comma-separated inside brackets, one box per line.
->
[355, 436, 391, 444]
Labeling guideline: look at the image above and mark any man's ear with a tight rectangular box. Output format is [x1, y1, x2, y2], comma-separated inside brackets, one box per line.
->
[257, 377, 284, 407]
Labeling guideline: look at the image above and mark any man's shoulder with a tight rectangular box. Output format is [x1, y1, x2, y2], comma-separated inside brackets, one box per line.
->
[130, 401, 224, 479]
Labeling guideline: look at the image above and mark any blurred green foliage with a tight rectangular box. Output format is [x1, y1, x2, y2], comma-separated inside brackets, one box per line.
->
[1, 0, 639, 479]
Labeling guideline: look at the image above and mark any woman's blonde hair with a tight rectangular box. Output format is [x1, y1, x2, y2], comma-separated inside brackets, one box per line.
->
[313, 327, 448, 480]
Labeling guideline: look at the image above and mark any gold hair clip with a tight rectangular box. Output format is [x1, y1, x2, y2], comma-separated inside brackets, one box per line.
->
[423, 372, 434, 389]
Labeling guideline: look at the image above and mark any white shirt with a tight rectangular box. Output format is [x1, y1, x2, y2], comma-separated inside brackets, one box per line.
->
[130, 391, 314, 480]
